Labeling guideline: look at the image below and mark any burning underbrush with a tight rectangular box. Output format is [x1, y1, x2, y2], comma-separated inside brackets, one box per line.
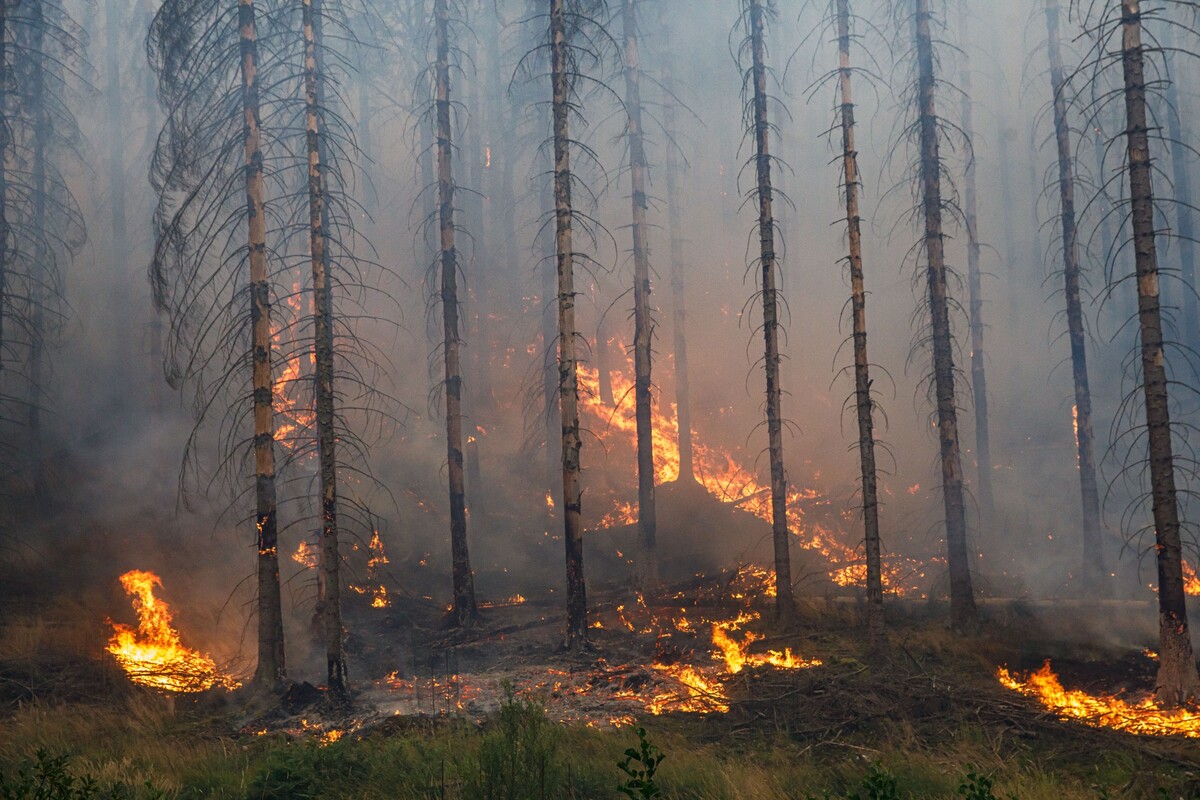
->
[998, 653, 1200, 738]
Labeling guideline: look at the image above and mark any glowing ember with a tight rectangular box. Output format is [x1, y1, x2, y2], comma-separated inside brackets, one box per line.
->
[106, 570, 240, 693]
[998, 661, 1200, 738]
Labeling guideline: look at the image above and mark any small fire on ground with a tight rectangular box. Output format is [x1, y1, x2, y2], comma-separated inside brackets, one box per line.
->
[368, 566, 820, 723]
[106, 570, 240, 694]
[998, 660, 1200, 738]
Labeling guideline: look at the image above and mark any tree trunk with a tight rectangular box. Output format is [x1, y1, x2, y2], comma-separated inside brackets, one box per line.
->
[0, 3, 7, 391]
[304, 0, 347, 694]
[595, 313, 615, 407]
[621, 0, 658, 591]
[1118, 0, 1198, 706]
[837, 0, 883, 648]
[240, 0, 286, 691]
[105, 0, 130, 385]
[1045, 0, 1106, 591]
[748, 0, 794, 620]
[435, 0, 478, 628]
[914, 0, 977, 633]
[27, 4, 46, 486]
[998, 126, 1019, 329]
[551, 0, 588, 648]
[957, 9, 994, 524]
[464, 31, 495, 425]
[662, 51, 694, 485]
[1163, 25, 1197, 353]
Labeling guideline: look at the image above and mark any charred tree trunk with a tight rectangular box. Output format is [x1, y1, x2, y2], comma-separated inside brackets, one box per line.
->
[241, 0, 286, 691]
[621, 0, 658, 590]
[1118, 0, 1198, 706]
[550, 0, 588, 647]
[747, 0, 794, 620]
[957, 10, 994, 524]
[914, 0, 977, 633]
[304, 0, 347, 694]
[435, 0, 478, 627]
[836, 0, 883, 647]
[0, 4, 7, 390]
[1045, 0, 1106, 590]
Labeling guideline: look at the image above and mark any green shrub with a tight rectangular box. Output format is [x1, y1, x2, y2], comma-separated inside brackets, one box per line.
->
[465, 687, 562, 800]
[0, 751, 164, 800]
[616, 727, 663, 799]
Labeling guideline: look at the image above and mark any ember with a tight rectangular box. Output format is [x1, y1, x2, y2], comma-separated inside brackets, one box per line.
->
[106, 570, 240, 694]
[998, 661, 1200, 738]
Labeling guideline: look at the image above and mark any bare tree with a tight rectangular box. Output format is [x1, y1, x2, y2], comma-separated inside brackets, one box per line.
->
[432, 0, 479, 627]
[740, 0, 794, 620]
[908, 0, 977, 632]
[620, 0, 658, 590]
[1043, 0, 1106, 590]
[956, 6, 994, 524]
[834, 0, 884, 647]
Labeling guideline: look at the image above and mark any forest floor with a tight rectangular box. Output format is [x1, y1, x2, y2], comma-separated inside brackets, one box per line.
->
[1, 581, 1199, 800]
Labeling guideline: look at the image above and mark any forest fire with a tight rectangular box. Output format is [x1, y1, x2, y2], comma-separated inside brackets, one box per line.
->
[578, 359, 924, 594]
[106, 571, 240, 694]
[998, 661, 1200, 738]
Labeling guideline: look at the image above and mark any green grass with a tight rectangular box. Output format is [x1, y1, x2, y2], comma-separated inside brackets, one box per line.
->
[0, 694, 1195, 799]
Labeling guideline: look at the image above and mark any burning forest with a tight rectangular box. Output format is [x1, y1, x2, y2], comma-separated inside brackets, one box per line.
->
[7, 0, 1200, 797]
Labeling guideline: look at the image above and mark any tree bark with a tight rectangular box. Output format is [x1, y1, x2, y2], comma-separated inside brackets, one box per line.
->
[240, 0, 286, 691]
[837, 0, 883, 648]
[435, 0, 478, 628]
[957, 9, 994, 524]
[748, 0, 794, 620]
[662, 49, 694, 485]
[304, 0, 347, 694]
[1119, 0, 1198, 706]
[1045, 0, 1106, 591]
[551, 0, 588, 647]
[621, 0, 658, 591]
[0, 3, 7, 391]
[914, 0, 977, 633]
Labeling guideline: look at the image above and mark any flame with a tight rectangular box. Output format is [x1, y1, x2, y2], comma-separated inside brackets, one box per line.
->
[272, 282, 315, 451]
[1184, 562, 1200, 596]
[710, 611, 821, 674]
[578, 354, 923, 595]
[293, 540, 319, 569]
[998, 661, 1200, 737]
[106, 570, 240, 693]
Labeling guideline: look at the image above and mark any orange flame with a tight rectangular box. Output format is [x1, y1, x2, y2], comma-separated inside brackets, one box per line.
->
[710, 611, 821, 674]
[998, 661, 1200, 737]
[106, 570, 239, 693]
[579, 353, 922, 595]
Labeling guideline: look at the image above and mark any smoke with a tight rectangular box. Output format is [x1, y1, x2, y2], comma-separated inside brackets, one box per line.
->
[5, 0, 1193, 683]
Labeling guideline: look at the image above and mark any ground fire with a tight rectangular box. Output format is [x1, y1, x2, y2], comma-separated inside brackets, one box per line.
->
[9, 0, 1200, 795]
[106, 571, 240, 694]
